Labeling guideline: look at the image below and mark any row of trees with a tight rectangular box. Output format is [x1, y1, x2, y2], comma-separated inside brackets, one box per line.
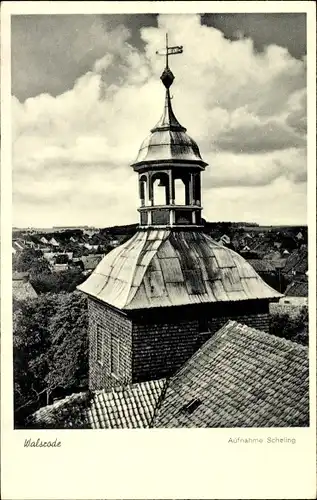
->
[13, 248, 86, 294]
[13, 292, 88, 427]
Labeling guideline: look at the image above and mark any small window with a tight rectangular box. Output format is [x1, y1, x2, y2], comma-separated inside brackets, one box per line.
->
[110, 332, 120, 377]
[198, 319, 210, 333]
[180, 398, 202, 415]
[96, 326, 103, 364]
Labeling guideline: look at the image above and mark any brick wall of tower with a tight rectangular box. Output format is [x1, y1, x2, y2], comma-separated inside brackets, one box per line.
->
[88, 298, 132, 391]
[131, 299, 271, 383]
[87, 296, 271, 389]
[132, 319, 199, 382]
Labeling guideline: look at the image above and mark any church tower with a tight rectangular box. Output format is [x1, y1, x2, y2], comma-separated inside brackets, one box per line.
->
[78, 37, 281, 391]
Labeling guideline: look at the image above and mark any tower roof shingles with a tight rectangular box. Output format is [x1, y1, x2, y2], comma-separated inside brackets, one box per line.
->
[78, 229, 282, 310]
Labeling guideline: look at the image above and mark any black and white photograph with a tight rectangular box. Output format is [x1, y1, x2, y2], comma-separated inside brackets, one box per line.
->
[11, 10, 310, 429]
[1, 2, 316, 499]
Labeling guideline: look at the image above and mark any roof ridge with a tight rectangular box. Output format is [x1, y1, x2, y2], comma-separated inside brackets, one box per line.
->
[149, 378, 169, 428]
[125, 230, 171, 307]
[226, 320, 308, 352]
[172, 319, 307, 382]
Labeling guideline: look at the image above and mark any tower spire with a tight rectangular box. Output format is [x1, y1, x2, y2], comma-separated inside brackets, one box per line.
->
[165, 32, 169, 69]
[153, 33, 185, 130]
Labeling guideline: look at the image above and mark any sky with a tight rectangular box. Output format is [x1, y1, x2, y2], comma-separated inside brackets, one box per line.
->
[11, 13, 307, 228]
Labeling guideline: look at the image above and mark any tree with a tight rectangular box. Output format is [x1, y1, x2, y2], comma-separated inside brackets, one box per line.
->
[269, 305, 308, 346]
[27, 391, 93, 429]
[30, 268, 86, 294]
[13, 248, 50, 275]
[45, 292, 88, 400]
[13, 292, 88, 428]
[13, 294, 59, 426]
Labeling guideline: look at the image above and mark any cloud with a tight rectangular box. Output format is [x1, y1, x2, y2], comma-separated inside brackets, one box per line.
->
[12, 14, 307, 227]
[213, 111, 305, 154]
[201, 13, 307, 61]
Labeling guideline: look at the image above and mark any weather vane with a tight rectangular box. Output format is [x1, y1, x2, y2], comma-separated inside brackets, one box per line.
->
[156, 33, 183, 89]
[156, 33, 183, 69]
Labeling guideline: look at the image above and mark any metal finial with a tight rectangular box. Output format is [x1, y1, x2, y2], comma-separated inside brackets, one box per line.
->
[166, 32, 169, 68]
[156, 34, 184, 88]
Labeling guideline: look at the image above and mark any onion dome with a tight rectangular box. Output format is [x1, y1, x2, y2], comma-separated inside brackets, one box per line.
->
[131, 66, 207, 168]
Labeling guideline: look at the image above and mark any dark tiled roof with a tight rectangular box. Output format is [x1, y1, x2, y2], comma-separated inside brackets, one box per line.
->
[87, 379, 166, 428]
[269, 302, 306, 319]
[251, 239, 272, 254]
[283, 247, 308, 275]
[285, 278, 308, 297]
[30, 379, 166, 429]
[247, 259, 276, 273]
[12, 271, 29, 280]
[81, 254, 103, 271]
[12, 280, 37, 300]
[153, 321, 309, 428]
[272, 258, 287, 269]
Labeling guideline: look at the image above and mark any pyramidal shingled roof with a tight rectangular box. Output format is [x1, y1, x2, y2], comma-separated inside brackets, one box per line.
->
[77, 229, 282, 310]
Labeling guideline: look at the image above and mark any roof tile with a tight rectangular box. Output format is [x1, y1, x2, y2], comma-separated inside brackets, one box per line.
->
[153, 321, 309, 428]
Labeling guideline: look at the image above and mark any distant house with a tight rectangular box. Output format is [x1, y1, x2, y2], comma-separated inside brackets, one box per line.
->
[253, 239, 274, 258]
[43, 252, 56, 262]
[40, 236, 49, 245]
[27, 235, 41, 249]
[78, 234, 90, 247]
[247, 259, 276, 274]
[109, 239, 120, 248]
[83, 228, 97, 238]
[296, 231, 303, 240]
[272, 258, 287, 271]
[53, 263, 69, 272]
[12, 272, 37, 301]
[49, 237, 60, 247]
[52, 253, 71, 272]
[84, 243, 99, 251]
[72, 258, 85, 271]
[283, 246, 308, 278]
[81, 254, 104, 273]
[220, 234, 230, 245]
[263, 250, 282, 262]
[280, 278, 308, 306]
[12, 240, 24, 252]
[55, 252, 73, 263]
[230, 234, 240, 250]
